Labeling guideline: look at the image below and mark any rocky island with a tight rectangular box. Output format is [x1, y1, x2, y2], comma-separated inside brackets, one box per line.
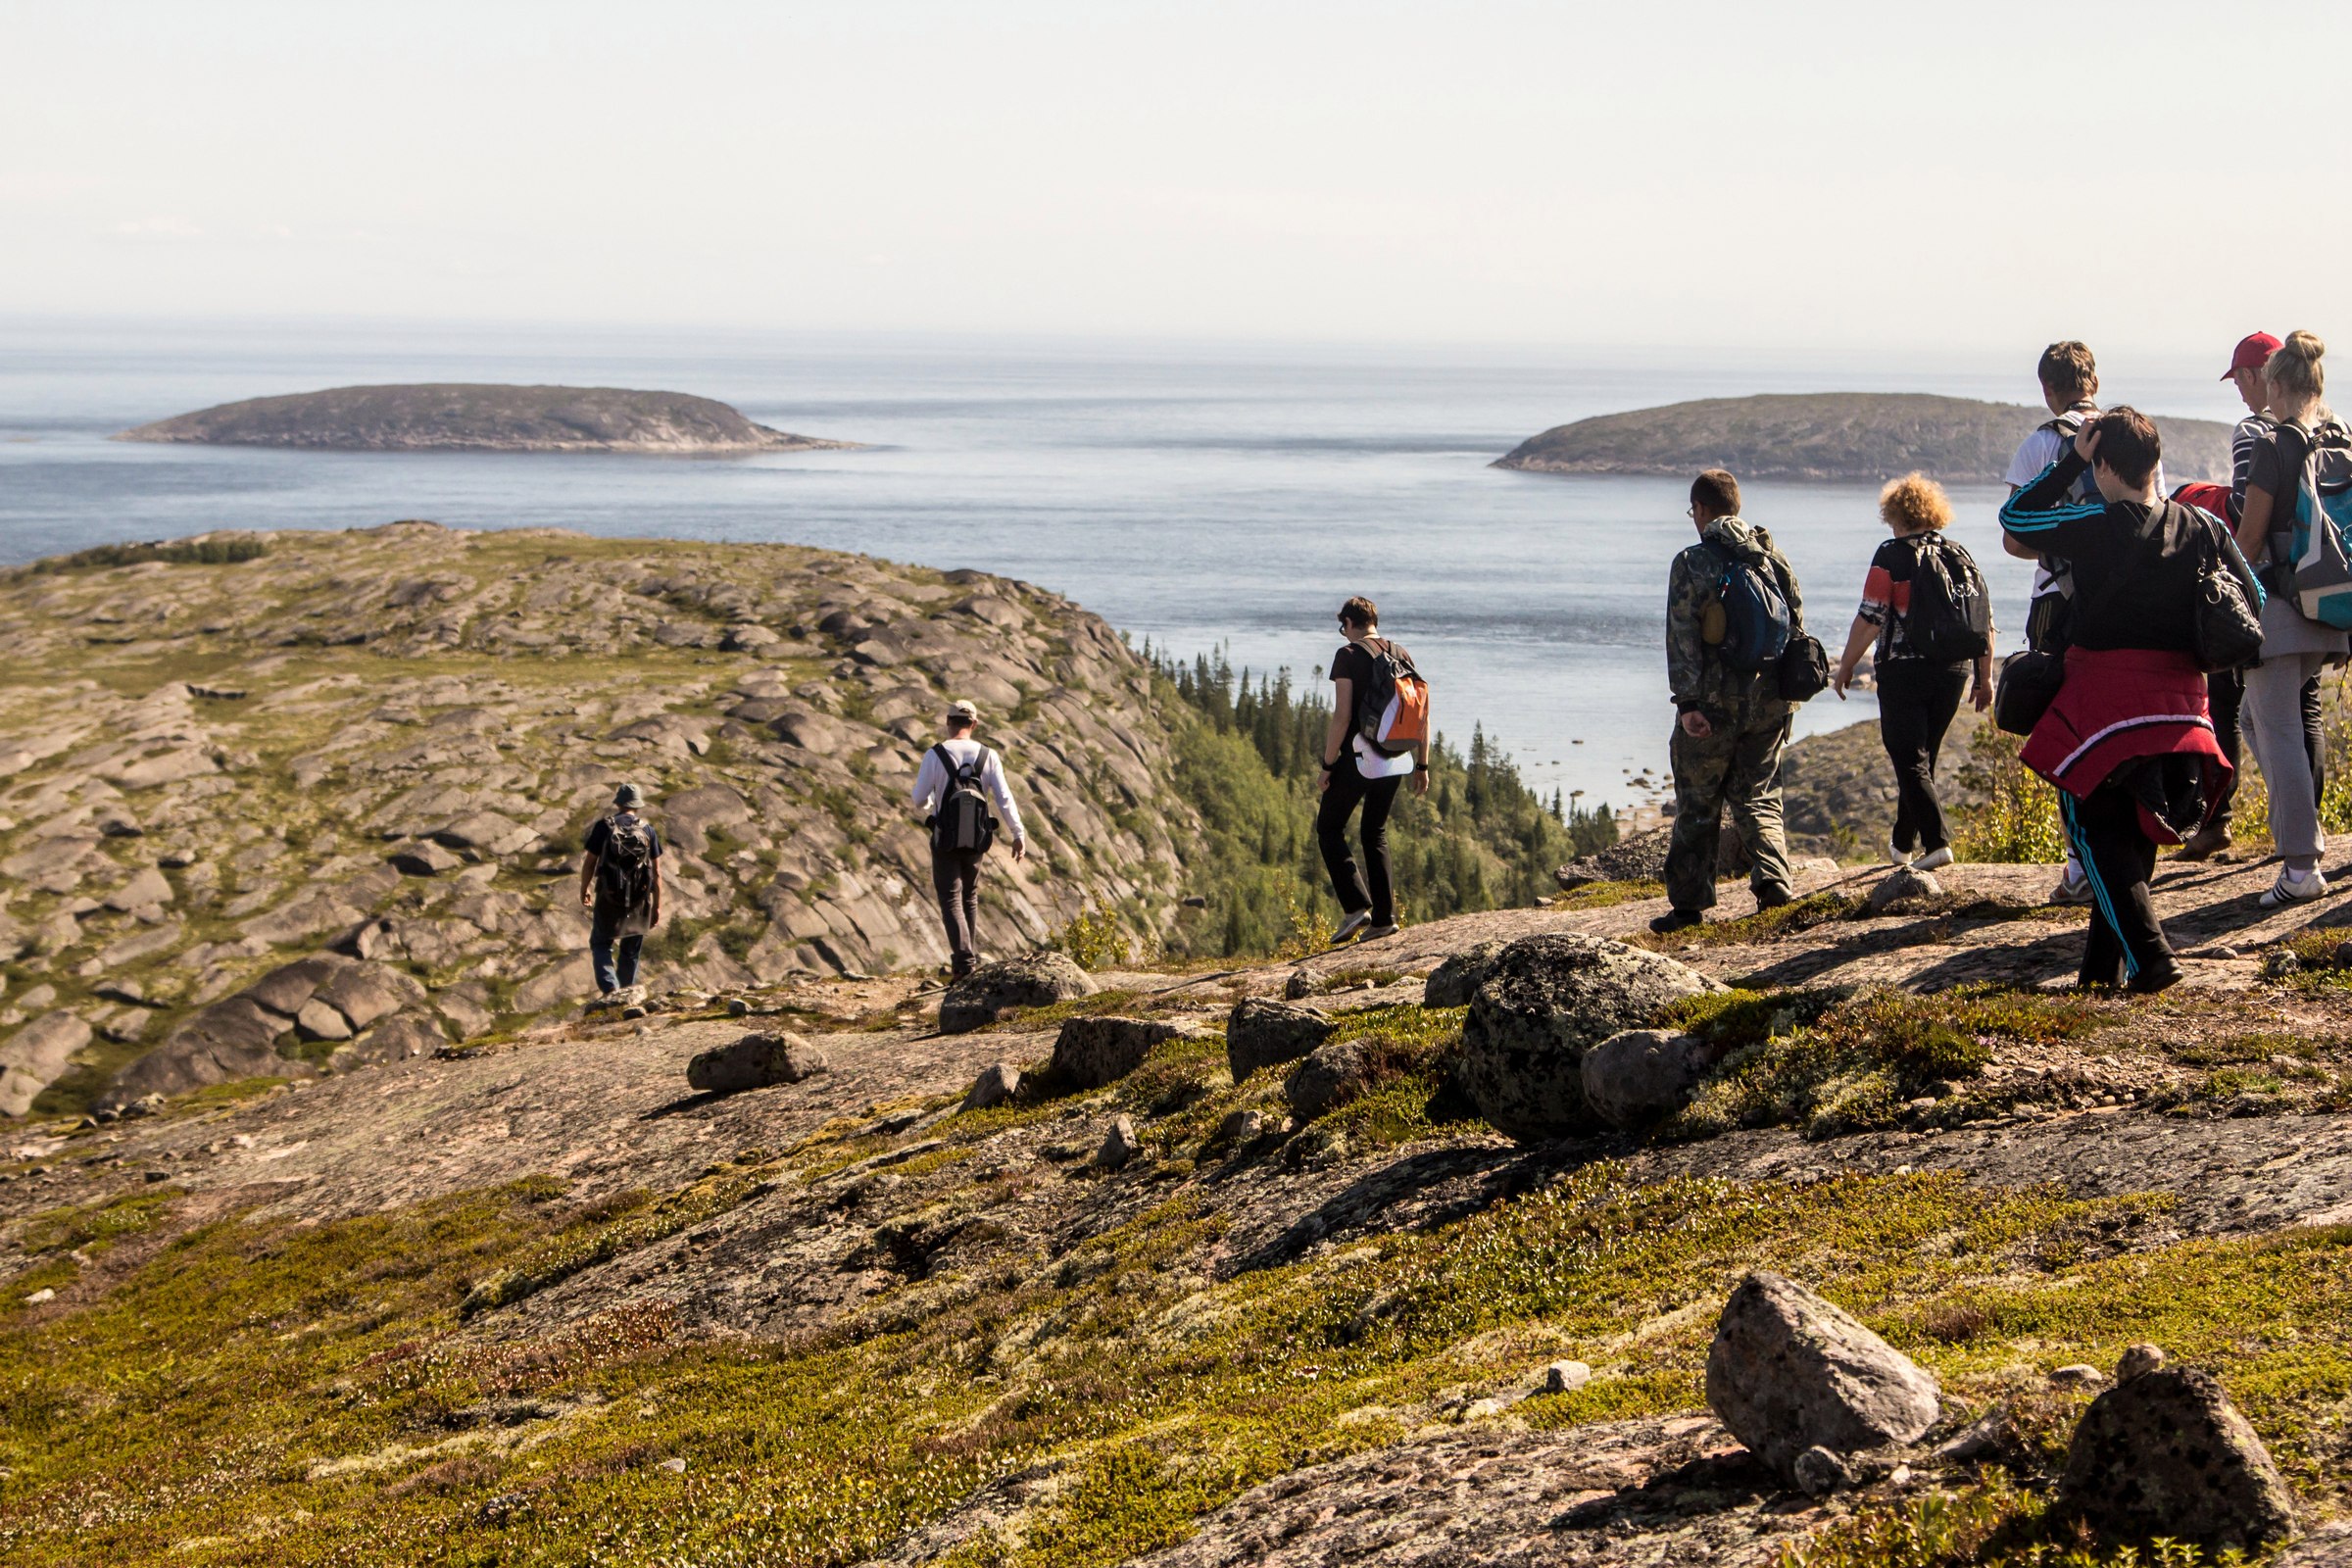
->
[117, 382, 857, 454]
[1494, 392, 2233, 484]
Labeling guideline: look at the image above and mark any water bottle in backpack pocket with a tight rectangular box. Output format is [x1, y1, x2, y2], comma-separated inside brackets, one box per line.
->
[2284, 421, 2352, 629]
[930, 745, 999, 855]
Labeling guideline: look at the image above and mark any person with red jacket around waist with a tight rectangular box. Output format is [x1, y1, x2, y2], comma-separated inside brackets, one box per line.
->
[1998, 407, 2231, 994]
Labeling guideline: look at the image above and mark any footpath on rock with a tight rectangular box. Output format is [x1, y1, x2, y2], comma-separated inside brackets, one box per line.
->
[9, 829, 2352, 1565]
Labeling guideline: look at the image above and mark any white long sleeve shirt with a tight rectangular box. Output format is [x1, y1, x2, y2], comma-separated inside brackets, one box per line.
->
[910, 737, 1024, 844]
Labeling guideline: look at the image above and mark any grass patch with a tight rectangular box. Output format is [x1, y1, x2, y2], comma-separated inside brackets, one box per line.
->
[984, 989, 1145, 1033]
[1551, 878, 1663, 910]
[1637, 891, 1864, 951]
[1670, 985, 2107, 1140]
[458, 1159, 771, 1317]
[1302, 1004, 1479, 1150]
[28, 535, 269, 573]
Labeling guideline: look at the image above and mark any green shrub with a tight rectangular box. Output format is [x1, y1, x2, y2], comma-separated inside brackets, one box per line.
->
[32, 536, 269, 572]
[1953, 727, 2066, 865]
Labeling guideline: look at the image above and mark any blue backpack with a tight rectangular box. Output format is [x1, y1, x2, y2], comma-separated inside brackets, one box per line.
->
[1703, 541, 1792, 673]
[2285, 420, 2352, 630]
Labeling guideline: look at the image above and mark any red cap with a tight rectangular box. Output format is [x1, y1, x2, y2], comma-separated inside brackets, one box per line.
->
[2224, 332, 2281, 379]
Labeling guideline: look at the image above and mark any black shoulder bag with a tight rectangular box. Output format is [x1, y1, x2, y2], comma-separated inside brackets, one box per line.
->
[1762, 552, 1831, 702]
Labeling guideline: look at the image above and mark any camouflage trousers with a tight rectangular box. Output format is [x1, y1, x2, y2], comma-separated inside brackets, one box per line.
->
[1665, 712, 1793, 913]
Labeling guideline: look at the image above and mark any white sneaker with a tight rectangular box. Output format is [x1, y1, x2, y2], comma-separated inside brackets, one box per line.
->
[1885, 840, 1912, 865]
[2260, 866, 2328, 908]
[1913, 846, 1955, 871]
[2050, 867, 2093, 906]
[1330, 909, 1372, 946]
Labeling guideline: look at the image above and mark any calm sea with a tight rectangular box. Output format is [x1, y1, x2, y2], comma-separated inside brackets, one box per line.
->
[0, 320, 2248, 809]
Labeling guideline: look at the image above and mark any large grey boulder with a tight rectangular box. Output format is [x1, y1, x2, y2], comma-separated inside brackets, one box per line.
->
[100, 997, 297, 1111]
[938, 953, 1097, 1035]
[1226, 999, 1335, 1081]
[686, 1031, 829, 1095]
[1286, 1038, 1374, 1121]
[1422, 941, 1508, 1008]
[1457, 934, 1717, 1141]
[1050, 1016, 1185, 1089]
[1580, 1028, 1714, 1129]
[1703, 1271, 1940, 1480]
[2058, 1365, 2298, 1552]
[0, 1012, 95, 1118]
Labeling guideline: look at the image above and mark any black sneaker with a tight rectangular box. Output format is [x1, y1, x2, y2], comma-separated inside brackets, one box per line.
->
[2127, 961, 2184, 996]
[1648, 908, 1704, 934]
[1754, 886, 1793, 912]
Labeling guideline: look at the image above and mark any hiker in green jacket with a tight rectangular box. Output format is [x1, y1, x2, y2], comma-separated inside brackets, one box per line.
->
[1654, 468, 1801, 934]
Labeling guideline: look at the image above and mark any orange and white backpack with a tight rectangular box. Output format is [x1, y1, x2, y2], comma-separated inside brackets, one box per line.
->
[1355, 638, 1431, 757]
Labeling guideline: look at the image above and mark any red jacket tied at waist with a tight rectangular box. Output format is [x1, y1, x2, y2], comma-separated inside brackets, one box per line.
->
[2022, 646, 2229, 801]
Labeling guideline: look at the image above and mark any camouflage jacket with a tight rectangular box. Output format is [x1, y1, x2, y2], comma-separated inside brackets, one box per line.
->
[1666, 515, 1805, 722]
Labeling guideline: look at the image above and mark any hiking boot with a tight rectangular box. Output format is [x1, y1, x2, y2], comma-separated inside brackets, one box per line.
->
[2260, 865, 2328, 908]
[1884, 840, 1912, 865]
[1753, 886, 1793, 912]
[2175, 824, 2232, 862]
[1648, 908, 1704, 935]
[1362, 923, 1400, 941]
[1330, 909, 1372, 947]
[2050, 867, 2093, 906]
[2128, 960, 2185, 996]
[1913, 845, 1955, 871]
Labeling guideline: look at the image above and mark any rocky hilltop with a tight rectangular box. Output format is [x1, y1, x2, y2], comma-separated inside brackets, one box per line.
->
[7, 849, 2352, 1564]
[0, 525, 1190, 1118]
[118, 383, 855, 454]
[1495, 393, 2232, 484]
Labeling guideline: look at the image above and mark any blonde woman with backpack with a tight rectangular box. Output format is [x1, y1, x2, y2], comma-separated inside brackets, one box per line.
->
[2231, 330, 2348, 906]
[1831, 473, 1994, 870]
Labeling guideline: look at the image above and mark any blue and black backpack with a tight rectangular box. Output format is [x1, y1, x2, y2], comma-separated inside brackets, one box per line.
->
[1703, 541, 1792, 674]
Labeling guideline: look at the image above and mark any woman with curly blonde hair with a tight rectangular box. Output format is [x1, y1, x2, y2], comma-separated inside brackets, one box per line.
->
[1831, 471, 1995, 868]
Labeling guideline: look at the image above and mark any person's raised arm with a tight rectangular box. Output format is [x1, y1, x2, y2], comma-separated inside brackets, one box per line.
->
[1322, 676, 1353, 794]
[1999, 439, 2103, 555]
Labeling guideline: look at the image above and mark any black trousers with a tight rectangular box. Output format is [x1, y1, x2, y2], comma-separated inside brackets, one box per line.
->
[2207, 666, 2244, 826]
[2059, 783, 2175, 988]
[1317, 756, 1403, 926]
[931, 847, 985, 973]
[1876, 660, 1969, 854]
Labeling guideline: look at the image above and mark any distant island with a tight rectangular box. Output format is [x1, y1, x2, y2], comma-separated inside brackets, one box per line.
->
[1494, 392, 2232, 484]
[117, 383, 858, 455]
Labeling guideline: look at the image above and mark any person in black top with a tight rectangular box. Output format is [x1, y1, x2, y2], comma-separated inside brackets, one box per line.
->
[1830, 473, 1993, 869]
[578, 782, 664, 996]
[1318, 596, 1429, 945]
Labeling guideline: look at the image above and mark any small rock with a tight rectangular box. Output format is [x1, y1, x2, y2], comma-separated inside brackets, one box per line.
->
[1792, 1445, 1853, 1497]
[2049, 1363, 2108, 1389]
[1580, 1028, 1713, 1129]
[1704, 1271, 1940, 1481]
[685, 1031, 829, 1096]
[387, 840, 463, 877]
[1216, 1108, 1269, 1146]
[2334, 940, 2352, 968]
[1286, 1038, 1373, 1120]
[1543, 1360, 1592, 1395]
[621, 1004, 647, 1019]
[2262, 949, 2302, 979]
[24, 1288, 55, 1305]
[938, 953, 1097, 1035]
[1422, 940, 1508, 1008]
[1097, 1114, 1141, 1169]
[1462, 1397, 1509, 1420]
[1225, 999, 1336, 1081]
[1050, 1015, 1185, 1089]
[726, 998, 752, 1017]
[2058, 1365, 2298, 1551]
[119, 1092, 166, 1121]
[1282, 968, 1322, 1001]
[962, 1061, 1022, 1111]
[656, 1456, 688, 1474]
[2117, 1343, 2168, 1382]
[1868, 864, 1942, 911]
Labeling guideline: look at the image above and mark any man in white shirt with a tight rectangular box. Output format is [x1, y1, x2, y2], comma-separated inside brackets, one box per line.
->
[909, 699, 1027, 978]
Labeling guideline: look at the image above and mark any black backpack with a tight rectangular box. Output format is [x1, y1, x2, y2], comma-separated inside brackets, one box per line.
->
[1902, 535, 1992, 663]
[596, 812, 656, 910]
[930, 745, 998, 855]
[1702, 541, 1792, 674]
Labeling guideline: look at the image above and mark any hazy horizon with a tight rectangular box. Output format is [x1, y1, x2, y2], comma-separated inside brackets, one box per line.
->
[7, 2, 2342, 360]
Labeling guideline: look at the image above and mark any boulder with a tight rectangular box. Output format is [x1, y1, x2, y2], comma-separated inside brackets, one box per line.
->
[388, 839, 463, 876]
[1097, 1113, 1142, 1169]
[1868, 864, 1942, 912]
[1422, 940, 1509, 1008]
[243, 956, 351, 1017]
[0, 1012, 95, 1118]
[938, 954, 1097, 1035]
[2057, 1365, 2298, 1552]
[1543, 1360, 1592, 1396]
[294, 1000, 354, 1043]
[685, 1031, 829, 1096]
[1050, 1016, 1185, 1089]
[1703, 1271, 1940, 1480]
[1580, 1028, 1713, 1129]
[341, 1014, 446, 1065]
[1282, 968, 1323, 1001]
[1226, 999, 1336, 1081]
[100, 997, 298, 1110]
[1457, 934, 1717, 1141]
[1286, 1038, 1373, 1121]
[962, 1061, 1022, 1111]
[1791, 1446, 1854, 1497]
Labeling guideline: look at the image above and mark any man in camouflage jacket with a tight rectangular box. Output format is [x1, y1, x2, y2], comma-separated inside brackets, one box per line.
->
[1654, 468, 1800, 931]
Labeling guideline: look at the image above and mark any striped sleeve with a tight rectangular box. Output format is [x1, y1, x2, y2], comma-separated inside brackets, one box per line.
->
[1999, 455, 2105, 545]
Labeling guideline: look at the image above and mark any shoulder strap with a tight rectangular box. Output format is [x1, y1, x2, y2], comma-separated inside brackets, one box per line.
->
[931, 743, 959, 781]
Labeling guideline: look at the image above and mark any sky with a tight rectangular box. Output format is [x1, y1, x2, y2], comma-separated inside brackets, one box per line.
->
[5, 0, 2347, 355]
